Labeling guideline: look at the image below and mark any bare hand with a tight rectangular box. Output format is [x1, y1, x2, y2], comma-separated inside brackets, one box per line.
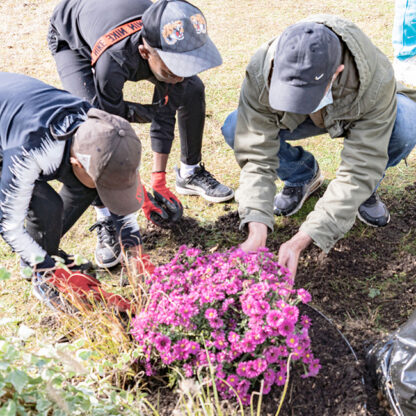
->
[278, 231, 312, 279]
[240, 222, 268, 252]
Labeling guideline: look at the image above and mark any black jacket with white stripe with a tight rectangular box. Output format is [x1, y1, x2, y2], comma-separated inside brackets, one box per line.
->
[0, 73, 91, 268]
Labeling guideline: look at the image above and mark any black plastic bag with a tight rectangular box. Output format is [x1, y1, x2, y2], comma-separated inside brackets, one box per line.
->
[366, 310, 416, 416]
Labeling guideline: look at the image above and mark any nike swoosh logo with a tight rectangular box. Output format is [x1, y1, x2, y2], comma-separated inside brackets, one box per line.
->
[315, 73, 324, 80]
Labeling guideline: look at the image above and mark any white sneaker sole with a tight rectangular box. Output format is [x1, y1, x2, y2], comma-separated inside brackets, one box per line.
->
[175, 184, 235, 203]
[280, 172, 325, 217]
[94, 251, 122, 269]
[357, 211, 391, 227]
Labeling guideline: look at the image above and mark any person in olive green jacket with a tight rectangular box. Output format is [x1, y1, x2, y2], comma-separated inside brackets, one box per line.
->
[221, 15, 416, 278]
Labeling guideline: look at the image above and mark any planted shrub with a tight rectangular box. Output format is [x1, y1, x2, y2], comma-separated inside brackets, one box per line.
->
[132, 247, 320, 405]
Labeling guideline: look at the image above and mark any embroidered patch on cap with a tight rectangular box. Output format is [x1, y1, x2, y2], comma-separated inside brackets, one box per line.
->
[162, 20, 184, 45]
[190, 14, 206, 34]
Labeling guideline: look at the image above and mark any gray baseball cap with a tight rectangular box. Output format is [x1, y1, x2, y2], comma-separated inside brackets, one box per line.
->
[269, 22, 342, 114]
[73, 108, 144, 216]
[141, 0, 222, 77]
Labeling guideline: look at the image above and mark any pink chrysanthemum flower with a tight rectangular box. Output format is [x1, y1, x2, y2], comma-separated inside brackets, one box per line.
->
[209, 317, 224, 329]
[266, 310, 284, 329]
[297, 288, 312, 303]
[275, 370, 287, 386]
[227, 331, 240, 344]
[282, 305, 299, 323]
[131, 246, 319, 402]
[265, 346, 280, 364]
[236, 361, 248, 377]
[286, 334, 299, 349]
[301, 314, 312, 329]
[278, 319, 295, 337]
[226, 374, 239, 388]
[245, 360, 258, 379]
[205, 308, 218, 320]
[154, 334, 171, 352]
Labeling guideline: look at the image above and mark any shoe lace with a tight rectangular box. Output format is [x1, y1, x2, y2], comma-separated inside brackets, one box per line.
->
[89, 218, 117, 245]
[188, 163, 220, 189]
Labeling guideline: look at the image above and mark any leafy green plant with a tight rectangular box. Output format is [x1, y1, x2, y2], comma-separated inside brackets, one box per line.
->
[0, 333, 152, 416]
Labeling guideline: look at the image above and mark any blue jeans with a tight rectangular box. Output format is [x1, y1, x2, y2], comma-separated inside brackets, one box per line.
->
[222, 93, 416, 187]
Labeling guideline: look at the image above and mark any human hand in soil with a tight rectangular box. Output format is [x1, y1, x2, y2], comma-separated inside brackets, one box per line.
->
[240, 222, 268, 252]
[278, 230, 312, 278]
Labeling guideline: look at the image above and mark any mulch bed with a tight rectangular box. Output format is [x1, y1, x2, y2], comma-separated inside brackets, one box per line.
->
[141, 183, 416, 415]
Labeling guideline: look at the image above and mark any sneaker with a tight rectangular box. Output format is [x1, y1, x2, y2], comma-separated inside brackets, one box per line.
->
[89, 218, 121, 268]
[32, 273, 77, 314]
[175, 164, 234, 203]
[274, 168, 324, 216]
[20, 250, 93, 281]
[357, 192, 390, 227]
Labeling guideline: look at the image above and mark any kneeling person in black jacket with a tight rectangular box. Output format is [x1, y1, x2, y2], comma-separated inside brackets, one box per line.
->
[0, 73, 144, 308]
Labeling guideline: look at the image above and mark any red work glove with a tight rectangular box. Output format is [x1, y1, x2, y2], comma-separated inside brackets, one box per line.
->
[141, 184, 170, 227]
[46, 268, 134, 313]
[141, 172, 183, 227]
[151, 171, 183, 222]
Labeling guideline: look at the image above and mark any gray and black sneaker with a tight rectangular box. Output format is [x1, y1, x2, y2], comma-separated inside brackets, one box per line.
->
[175, 164, 234, 203]
[89, 218, 121, 268]
[32, 274, 77, 314]
[357, 192, 390, 227]
[274, 168, 324, 216]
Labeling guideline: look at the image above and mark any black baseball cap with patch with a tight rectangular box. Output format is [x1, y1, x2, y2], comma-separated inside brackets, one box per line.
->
[269, 22, 342, 114]
[141, 0, 222, 77]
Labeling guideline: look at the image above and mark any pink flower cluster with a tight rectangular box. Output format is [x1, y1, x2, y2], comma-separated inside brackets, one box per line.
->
[131, 246, 320, 405]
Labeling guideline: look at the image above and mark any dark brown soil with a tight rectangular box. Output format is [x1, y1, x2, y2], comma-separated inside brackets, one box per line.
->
[141, 184, 416, 416]
[262, 305, 366, 416]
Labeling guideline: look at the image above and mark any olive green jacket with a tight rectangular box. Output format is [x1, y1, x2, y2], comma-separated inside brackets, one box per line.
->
[234, 14, 416, 253]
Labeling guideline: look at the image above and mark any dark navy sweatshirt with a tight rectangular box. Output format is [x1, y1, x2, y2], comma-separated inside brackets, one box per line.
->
[0, 73, 142, 268]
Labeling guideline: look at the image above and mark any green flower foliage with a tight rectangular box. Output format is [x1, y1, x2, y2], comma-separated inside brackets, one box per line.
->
[0, 336, 148, 416]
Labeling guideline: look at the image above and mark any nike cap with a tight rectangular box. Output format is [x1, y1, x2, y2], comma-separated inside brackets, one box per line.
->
[269, 22, 342, 114]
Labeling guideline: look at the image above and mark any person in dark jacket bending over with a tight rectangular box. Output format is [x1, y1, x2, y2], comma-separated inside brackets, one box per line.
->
[48, 0, 234, 269]
[0, 73, 144, 311]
